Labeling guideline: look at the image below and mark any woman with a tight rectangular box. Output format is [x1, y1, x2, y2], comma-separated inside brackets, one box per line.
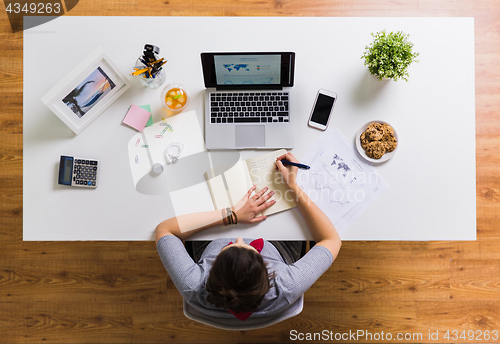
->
[156, 153, 341, 320]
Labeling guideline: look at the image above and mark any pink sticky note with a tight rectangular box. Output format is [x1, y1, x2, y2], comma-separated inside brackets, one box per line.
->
[123, 104, 152, 132]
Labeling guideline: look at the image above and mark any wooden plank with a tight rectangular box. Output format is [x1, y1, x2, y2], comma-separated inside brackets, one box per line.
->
[132, 0, 422, 17]
[307, 258, 450, 302]
[300, 301, 417, 332]
[128, 241, 159, 260]
[477, 217, 500, 240]
[0, 301, 133, 343]
[420, 0, 500, 11]
[451, 260, 500, 301]
[338, 241, 458, 260]
[0, 51, 22, 92]
[0, 259, 167, 303]
[417, 301, 500, 333]
[340, 239, 500, 260]
[0, 242, 130, 260]
[0, 192, 22, 242]
[450, 240, 500, 259]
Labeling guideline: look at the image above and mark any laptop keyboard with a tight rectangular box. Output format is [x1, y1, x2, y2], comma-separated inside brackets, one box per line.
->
[209, 91, 289, 124]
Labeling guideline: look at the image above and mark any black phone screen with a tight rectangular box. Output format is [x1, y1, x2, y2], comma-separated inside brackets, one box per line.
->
[310, 93, 336, 125]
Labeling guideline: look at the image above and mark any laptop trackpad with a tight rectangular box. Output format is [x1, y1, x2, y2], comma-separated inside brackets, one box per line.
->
[235, 125, 265, 148]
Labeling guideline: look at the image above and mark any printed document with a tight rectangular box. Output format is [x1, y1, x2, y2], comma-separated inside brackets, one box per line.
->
[298, 129, 389, 233]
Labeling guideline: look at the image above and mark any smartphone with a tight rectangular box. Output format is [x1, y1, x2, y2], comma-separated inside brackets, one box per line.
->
[308, 89, 337, 130]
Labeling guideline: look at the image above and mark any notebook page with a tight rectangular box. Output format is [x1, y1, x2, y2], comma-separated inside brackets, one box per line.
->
[204, 174, 231, 210]
[223, 160, 253, 207]
[205, 160, 252, 209]
[245, 149, 296, 216]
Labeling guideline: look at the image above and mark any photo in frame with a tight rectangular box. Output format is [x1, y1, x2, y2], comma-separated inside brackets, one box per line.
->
[42, 47, 131, 135]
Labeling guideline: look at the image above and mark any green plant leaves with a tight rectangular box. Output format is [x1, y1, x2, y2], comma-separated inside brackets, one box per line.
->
[361, 30, 419, 82]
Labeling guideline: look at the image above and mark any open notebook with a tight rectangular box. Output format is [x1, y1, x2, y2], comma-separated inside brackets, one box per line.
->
[205, 149, 296, 216]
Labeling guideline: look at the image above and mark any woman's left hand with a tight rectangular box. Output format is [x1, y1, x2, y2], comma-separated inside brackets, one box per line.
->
[232, 185, 276, 224]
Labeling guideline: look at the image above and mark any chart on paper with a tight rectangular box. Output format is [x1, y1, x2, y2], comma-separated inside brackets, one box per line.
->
[298, 129, 390, 233]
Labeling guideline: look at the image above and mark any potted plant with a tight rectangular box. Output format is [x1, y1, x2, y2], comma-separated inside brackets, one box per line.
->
[361, 30, 419, 82]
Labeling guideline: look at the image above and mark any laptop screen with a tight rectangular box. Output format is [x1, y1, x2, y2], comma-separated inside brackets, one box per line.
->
[201, 52, 295, 90]
[214, 54, 281, 85]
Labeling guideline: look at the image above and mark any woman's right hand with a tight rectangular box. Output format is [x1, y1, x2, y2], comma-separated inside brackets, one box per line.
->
[275, 152, 300, 191]
[276, 152, 342, 259]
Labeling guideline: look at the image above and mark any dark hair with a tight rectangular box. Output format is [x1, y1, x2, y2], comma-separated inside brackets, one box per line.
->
[205, 246, 272, 313]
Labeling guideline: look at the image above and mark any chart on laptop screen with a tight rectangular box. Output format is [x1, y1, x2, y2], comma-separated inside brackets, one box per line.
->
[214, 54, 281, 85]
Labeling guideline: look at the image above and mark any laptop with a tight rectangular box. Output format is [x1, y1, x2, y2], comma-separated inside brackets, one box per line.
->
[201, 52, 295, 149]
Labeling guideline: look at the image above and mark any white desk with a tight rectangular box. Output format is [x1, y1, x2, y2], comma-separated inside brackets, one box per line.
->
[23, 17, 476, 241]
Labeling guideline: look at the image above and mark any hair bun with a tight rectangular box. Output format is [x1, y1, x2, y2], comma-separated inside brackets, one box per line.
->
[221, 288, 238, 302]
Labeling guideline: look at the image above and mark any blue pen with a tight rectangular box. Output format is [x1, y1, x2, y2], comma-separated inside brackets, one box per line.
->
[281, 160, 310, 170]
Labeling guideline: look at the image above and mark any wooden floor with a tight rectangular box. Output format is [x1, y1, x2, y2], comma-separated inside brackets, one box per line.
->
[1, 0, 499, 343]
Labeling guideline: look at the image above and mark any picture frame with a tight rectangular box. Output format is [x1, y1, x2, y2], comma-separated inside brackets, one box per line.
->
[41, 47, 131, 135]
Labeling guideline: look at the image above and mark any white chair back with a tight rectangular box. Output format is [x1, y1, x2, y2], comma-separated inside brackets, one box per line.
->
[183, 294, 304, 330]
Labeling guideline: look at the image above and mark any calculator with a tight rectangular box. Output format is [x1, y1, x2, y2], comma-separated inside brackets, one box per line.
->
[58, 156, 100, 188]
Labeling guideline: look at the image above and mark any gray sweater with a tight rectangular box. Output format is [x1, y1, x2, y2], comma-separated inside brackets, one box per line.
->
[157, 235, 333, 318]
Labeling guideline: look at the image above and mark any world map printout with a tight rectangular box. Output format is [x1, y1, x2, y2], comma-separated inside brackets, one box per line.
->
[298, 129, 390, 233]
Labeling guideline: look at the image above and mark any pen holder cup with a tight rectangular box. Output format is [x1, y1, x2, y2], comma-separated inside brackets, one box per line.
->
[135, 56, 166, 89]
[161, 83, 190, 113]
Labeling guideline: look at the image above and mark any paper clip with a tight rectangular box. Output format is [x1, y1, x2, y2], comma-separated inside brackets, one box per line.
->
[160, 127, 167, 136]
[141, 145, 149, 148]
[166, 123, 173, 132]
[155, 135, 163, 138]
[135, 138, 141, 146]
[135, 155, 138, 164]
[161, 118, 167, 125]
